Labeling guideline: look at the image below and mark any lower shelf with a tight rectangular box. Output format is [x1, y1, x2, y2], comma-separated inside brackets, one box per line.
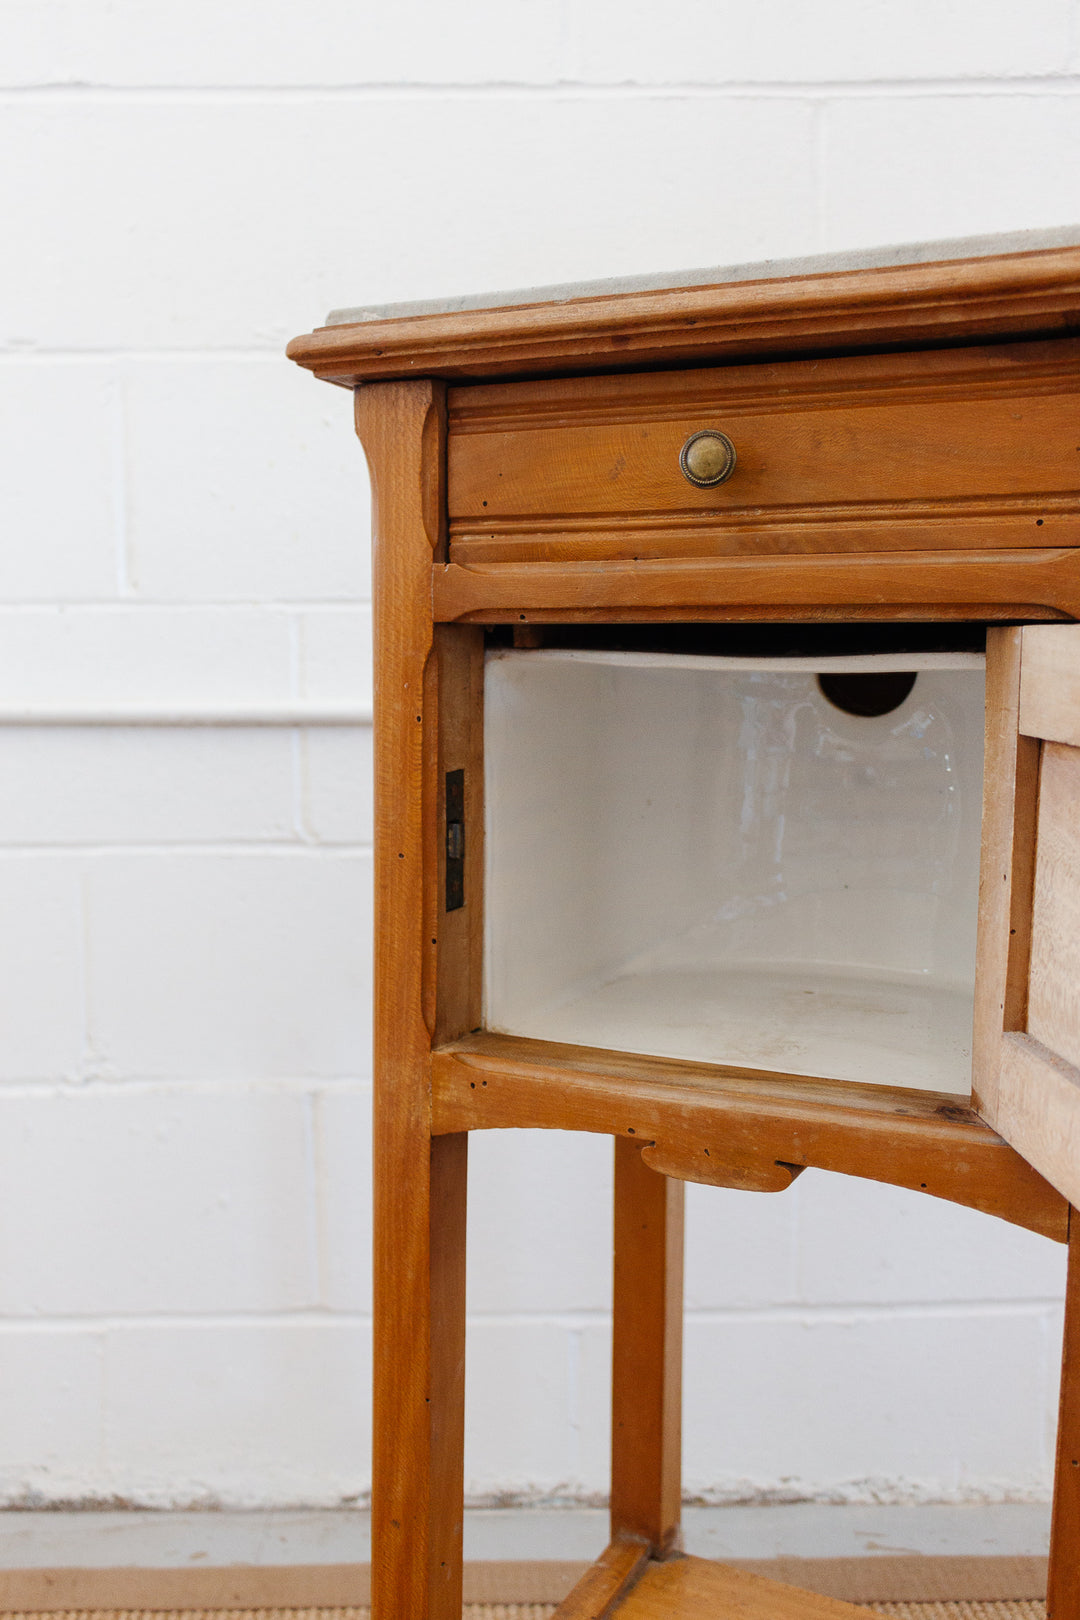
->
[556, 1550, 868, 1619]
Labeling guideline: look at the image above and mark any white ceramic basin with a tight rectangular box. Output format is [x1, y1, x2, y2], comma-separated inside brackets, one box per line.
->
[484, 648, 985, 1096]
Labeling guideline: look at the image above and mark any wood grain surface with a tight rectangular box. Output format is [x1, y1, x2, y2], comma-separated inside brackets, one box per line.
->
[611, 1142, 684, 1555]
[432, 1032, 1068, 1240]
[1021, 621, 1080, 747]
[979, 626, 1080, 1215]
[1028, 743, 1080, 1074]
[602, 1554, 868, 1620]
[0, 1552, 1051, 1610]
[448, 340, 1080, 566]
[432, 549, 1080, 623]
[359, 379, 468, 1620]
[995, 1034, 1080, 1213]
[449, 336, 1080, 431]
[552, 1540, 652, 1619]
[321, 246, 1080, 1620]
[286, 241, 1080, 385]
[972, 628, 1041, 1125]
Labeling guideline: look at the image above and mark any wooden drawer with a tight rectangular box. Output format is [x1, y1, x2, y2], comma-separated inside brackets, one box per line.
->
[447, 338, 1080, 565]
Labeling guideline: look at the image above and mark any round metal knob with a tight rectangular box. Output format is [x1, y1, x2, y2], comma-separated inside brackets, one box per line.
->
[679, 429, 737, 488]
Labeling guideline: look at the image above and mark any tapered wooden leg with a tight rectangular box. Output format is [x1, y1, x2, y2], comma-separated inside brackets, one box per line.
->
[358, 379, 473, 1620]
[1049, 1206, 1080, 1618]
[611, 1136, 685, 1554]
[372, 1128, 467, 1620]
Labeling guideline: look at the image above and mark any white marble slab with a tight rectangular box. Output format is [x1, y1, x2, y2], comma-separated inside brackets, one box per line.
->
[327, 223, 1080, 328]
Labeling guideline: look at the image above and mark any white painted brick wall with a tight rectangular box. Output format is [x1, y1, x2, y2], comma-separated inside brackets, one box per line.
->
[1, 0, 1077, 1511]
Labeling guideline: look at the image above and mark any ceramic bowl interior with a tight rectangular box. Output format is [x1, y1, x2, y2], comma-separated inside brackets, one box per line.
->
[484, 648, 986, 1096]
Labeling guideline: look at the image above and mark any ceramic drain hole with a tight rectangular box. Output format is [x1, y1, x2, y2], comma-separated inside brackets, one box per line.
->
[817, 670, 917, 717]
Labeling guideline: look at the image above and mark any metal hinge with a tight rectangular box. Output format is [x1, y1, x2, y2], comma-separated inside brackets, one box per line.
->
[445, 768, 464, 911]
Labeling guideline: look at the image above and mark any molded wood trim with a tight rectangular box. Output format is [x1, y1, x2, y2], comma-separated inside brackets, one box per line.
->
[287, 242, 1080, 385]
[449, 510, 1080, 567]
[447, 336, 1080, 431]
[432, 549, 1080, 622]
[431, 1031, 1068, 1240]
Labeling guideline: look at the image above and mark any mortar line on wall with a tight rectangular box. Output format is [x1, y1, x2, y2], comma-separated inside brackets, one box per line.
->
[0, 1076, 374, 1096]
[0, 1301, 1062, 1331]
[0, 845, 370, 861]
[678, 1300, 1068, 1325]
[0, 601, 372, 613]
[0, 710, 371, 727]
[0, 841, 370, 862]
[3, 79, 1080, 101]
[0, 848, 375, 861]
[0, 602, 370, 610]
[0, 349, 290, 362]
[0, 1314, 377, 1333]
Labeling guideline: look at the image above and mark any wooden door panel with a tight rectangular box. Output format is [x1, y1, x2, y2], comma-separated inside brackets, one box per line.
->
[1029, 744, 1080, 1073]
[976, 624, 1080, 1207]
[1020, 624, 1080, 746]
[995, 1035, 1080, 1212]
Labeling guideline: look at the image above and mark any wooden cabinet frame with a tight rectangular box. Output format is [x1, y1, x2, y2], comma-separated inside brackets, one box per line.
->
[289, 238, 1080, 1619]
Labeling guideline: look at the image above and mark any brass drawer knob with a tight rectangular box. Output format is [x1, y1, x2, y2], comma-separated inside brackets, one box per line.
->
[680, 429, 737, 487]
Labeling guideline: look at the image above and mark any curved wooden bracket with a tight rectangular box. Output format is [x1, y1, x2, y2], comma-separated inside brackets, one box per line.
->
[432, 1031, 1069, 1241]
[641, 1140, 804, 1194]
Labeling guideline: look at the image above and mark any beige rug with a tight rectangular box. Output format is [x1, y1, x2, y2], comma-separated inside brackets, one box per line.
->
[0, 1604, 1050, 1620]
[0, 1557, 1047, 1613]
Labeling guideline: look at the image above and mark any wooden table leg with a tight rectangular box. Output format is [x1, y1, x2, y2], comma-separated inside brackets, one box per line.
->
[1049, 1204, 1080, 1617]
[611, 1136, 685, 1555]
[372, 1127, 467, 1620]
[361, 378, 470, 1620]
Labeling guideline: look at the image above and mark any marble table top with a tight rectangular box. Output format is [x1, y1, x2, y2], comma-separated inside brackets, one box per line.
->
[326, 223, 1080, 329]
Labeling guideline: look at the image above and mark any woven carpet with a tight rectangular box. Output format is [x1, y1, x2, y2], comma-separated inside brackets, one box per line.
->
[0, 1556, 1051, 1615]
[0, 1604, 1050, 1619]
[0, 1555, 1048, 1611]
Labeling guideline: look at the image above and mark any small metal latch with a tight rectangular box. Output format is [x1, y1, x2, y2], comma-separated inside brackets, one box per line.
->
[445, 768, 464, 911]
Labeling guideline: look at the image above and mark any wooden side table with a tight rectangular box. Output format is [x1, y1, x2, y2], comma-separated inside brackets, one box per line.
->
[289, 229, 1080, 1620]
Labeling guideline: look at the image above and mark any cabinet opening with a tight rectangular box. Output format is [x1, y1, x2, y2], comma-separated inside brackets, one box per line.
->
[483, 636, 985, 1096]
